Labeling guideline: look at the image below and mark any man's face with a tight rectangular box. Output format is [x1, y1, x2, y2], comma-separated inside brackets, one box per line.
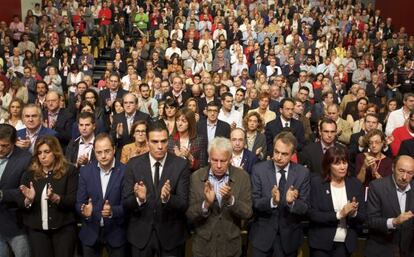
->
[294, 101, 304, 115]
[207, 106, 219, 122]
[404, 96, 414, 111]
[210, 148, 231, 178]
[393, 157, 414, 190]
[94, 138, 115, 168]
[78, 117, 95, 138]
[297, 89, 309, 102]
[109, 75, 120, 90]
[148, 130, 169, 160]
[299, 73, 307, 82]
[46, 93, 60, 112]
[365, 116, 379, 131]
[36, 83, 47, 96]
[320, 123, 337, 145]
[23, 107, 41, 130]
[235, 91, 244, 103]
[272, 140, 294, 169]
[280, 101, 294, 120]
[0, 138, 13, 158]
[140, 86, 150, 99]
[123, 95, 137, 115]
[259, 97, 269, 110]
[231, 129, 245, 153]
[326, 106, 339, 121]
[222, 96, 234, 111]
[172, 78, 182, 92]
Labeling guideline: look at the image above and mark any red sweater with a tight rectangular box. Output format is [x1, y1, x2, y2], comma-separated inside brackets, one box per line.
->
[391, 126, 414, 156]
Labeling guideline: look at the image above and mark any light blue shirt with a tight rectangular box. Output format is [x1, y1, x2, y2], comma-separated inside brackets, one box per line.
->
[386, 177, 411, 229]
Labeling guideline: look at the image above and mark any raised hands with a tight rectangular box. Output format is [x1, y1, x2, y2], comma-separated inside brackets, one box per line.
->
[204, 181, 215, 209]
[20, 181, 35, 204]
[393, 211, 414, 226]
[272, 185, 280, 206]
[81, 198, 93, 218]
[46, 183, 60, 204]
[101, 200, 112, 218]
[134, 181, 147, 203]
[286, 186, 299, 204]
[161, 179, 171, 203]
[220, 183, 233, 205]
[339, 197, 359, 218]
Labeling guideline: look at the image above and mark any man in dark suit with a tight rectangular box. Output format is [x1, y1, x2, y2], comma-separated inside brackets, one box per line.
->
[250, 131, 310, 257]
[197, 101, 231, 142]
[76, 133, 127, 257]
[365, 155, 414, 257]
[16, 104, 57, 153]
[186, 136, 252, 257]
[162, 76, 191, 108]
[398, 138, 414, 157]
[265, 98, 305, 156]
[122, 121, 190, 257]
[65, 112, 96, 168]
[0, 124, 32, 257]
[111, 93, 151, 152]
[249, 55, 267, 78]
[299, 118, 341, 175]
[42, 90, 74, 148]
[311, 91, 334, 124]
[231, 128, 257, 174]
[197, 84, 221, 119]
[99, 73, 128, 118]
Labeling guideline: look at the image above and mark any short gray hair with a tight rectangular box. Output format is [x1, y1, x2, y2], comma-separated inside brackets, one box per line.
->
[208, 137, 233, 156]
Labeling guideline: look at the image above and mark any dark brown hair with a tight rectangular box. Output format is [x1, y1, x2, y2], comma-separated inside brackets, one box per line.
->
[175, 107, 197, 139]
[322, 145, 349, 181]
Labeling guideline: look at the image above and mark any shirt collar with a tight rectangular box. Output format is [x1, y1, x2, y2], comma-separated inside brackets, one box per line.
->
[98, 159, 115, 175]
[149, 152, 167, 169]
[393, 176, 412, 193]
[274, 162, 290, 174]
[208, 168, 229, 181]
[125, 111, 136, 119]
[79, 135, 95, 145]
[27, 125, 42, 137]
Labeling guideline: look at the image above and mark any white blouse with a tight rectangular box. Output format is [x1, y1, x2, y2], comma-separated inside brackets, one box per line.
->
[330, 184, 348, 242]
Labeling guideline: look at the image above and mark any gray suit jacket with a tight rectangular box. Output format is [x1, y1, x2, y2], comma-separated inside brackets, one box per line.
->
[249, 132, 267, 161]
[186, 165, 252, 257]
[249, 161, 310, 255]
[365, 176, 414, 257]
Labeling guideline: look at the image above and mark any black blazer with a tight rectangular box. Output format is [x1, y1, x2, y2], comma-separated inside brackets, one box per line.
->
[365, 176, 414, 257]
[196, 118, 231, 140]
[398, 138, 414, 157]
[249, 63, 267, 78]
[197, 97, 221, 118]
[42, 108, 74, 148]
[0, 147, 32, 237]
[308, 175, 366, 253]
[162, 90, 191, 108]
[19, 165, 79, 230]
[265, 116, 305, 156]
[110, 111, 151, 150]
[98, 88, 128, 111]
[299, 142, 342, 176]
[122, 153, 190, 250]
[65, 137, 96, 167]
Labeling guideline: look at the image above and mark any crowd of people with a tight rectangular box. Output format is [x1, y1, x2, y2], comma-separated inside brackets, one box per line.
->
[0, 0, 414, 256]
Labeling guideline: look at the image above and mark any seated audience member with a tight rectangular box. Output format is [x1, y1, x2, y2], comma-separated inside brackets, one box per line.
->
[120, 120, 149, 164]
[186, 137, 252, 257]
[162, 98, 179, 136]
[365, 155, 414, 257]
[325, 103, 352, 145]
[248, 92, 276, 125]
[218, 92, 243, 129]
[390, 110, 414, 156]
[385, 93, 414, 136]
[243, 111, 267, 160]
[0, 98, 25, 130]
[230, 128, 257, 174]
[309, 146, 365, 257]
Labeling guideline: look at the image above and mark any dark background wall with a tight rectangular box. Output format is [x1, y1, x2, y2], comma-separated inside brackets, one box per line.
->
[375, 0, 414, 35]
[0, 0, 22, 23]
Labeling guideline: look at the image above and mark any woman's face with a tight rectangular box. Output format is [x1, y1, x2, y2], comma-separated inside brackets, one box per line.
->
[247, 115, 259, 131]
[368, 134, 384, 154]
[133, 124, 147, 143]
[187, 101, 197, 112]
[176, 115, 189, 133]
[165, 105, 177, 118]
[37, 143, 56, 169]
[9, 101, 21, 116]
[330, 160, 348, 180]
[357, 100, 368, 111]
[366, 107, 376, 115]
[114, 102, 124, 114]
[388, 101, 397, 111]
[250, 89, 258, 99]
[84, 92, 96, 105]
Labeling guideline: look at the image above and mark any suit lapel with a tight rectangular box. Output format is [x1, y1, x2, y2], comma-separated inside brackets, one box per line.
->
[286, 163, 297, 192]
[104, 163, 120, 200]
[323, 181, 335, 210]
[142, 154, 156, 197]
[266, 161, 277, 188]
[405, 186, 414, 212]
[386, 176, 402, 215]
[93, 165, 104, 200]
[0, 152, 17, 186]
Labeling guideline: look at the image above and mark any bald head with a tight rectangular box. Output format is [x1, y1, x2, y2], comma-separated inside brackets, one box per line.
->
[393, 155, 414, 190]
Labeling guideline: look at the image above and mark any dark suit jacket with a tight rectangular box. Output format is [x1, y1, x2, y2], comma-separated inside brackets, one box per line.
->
[197, 97, 221, 118]
[197, 119, 231, 139]
[239, 149, 257, 175]
[249, 63, 267, 78]
[162, 90, 191, 108]
[299, 142, 342, 176]
[311, 102, 326, 124]
[398, 138, 414, 157]
[251, 99, 280, 114]
[19, 165, 78, 230]
[122, 153, 190, 250]
[98, 88, 128, 111]
[42, 108, 74, 148]
[110, 111, 151, 150]
[250, 161, 310, 255]
[308, 176, 366, 253]
[0, 147, 32, 237]
[65, 137, 96, 167]
[76, 160, 126, 248]
[16, 126, 57, 152]
[248, 132, 267, 161]
[365, 176, 414, 257]
[265, 116, 305, 156]
[186, 165, 252, 257]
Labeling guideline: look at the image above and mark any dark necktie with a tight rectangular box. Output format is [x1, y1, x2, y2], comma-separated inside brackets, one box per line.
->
[154, 162, 161, 188]
[284, 122, 289, 128]
[279, 169, 286, 193]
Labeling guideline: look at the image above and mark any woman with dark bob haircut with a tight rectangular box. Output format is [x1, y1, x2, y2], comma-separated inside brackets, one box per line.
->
[19, 135, 78, 257]
[308, 145, 365, 257]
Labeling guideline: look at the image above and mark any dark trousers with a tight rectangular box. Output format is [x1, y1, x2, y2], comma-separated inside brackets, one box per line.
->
[310, 242, 350, 257]
[82, 227, 126, 257]
[131, 229, 183, 257]
[252, 233, 297, 257]
[27, 224, 77, 257]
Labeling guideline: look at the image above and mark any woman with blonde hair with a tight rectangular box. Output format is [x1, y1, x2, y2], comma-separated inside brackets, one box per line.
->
[19, 135, 78, 257]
